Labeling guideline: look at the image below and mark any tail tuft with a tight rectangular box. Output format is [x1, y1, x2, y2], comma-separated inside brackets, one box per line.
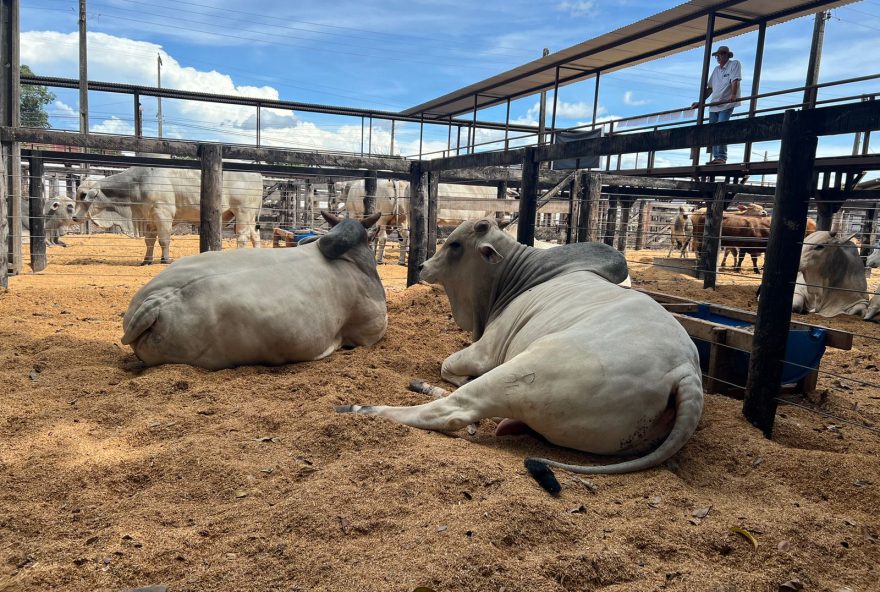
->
[524, 459, 561, 495]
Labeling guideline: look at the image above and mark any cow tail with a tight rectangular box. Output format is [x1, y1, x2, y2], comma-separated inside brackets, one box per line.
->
[121, 289, 174, 345]
[525, 369, 704, 494]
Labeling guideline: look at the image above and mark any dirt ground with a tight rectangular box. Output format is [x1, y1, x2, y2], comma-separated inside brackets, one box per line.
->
[1, 235, 879, 592]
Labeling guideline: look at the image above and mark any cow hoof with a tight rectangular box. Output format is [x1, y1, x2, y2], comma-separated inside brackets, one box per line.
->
[160, 258, 174, 265]
[140, 260, 153, 266]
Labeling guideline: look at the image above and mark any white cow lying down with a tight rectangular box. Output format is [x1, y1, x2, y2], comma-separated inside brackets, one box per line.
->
[338, 218, 704, 493]
[122, 211, 386, 370]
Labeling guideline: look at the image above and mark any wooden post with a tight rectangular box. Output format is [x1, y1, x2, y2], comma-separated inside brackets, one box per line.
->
[28, 151, 46, 272]
[517, 147, 538, 246]
[2, 0, 21, 275]
[744, 109, 817, 437]
[364, 170, 377, 216]
[565, 175, 576, 244]
[0, 143, 7, 289]
[700, 183, 726, 289]
[635, 200, 649, 250]
[198, 144, 223, 252]
[860, 203, 877, 260]
[616, 197, 634, 252]
[603, 196, 618, 247]
[406, 161, 426, 287]
[815, 194, 840, 231]
[693, 11, 716, 166]
[426, 171, 439, 258]
[743, 21, 766, 163]
[495, 180, 508, 223]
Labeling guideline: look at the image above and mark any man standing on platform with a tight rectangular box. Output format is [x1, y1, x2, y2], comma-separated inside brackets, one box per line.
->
[692, 45, 742, 165]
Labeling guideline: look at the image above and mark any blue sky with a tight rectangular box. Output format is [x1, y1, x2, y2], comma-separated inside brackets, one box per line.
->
[18, 0, 880, 165]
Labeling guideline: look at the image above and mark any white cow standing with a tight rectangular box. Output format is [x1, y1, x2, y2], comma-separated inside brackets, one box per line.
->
[338, 218, 704, 493]
[794, 231, 869, 317]
[122, 211, 386, 370]
[73, 167, 263, 265]
[341, 179, 409, 265]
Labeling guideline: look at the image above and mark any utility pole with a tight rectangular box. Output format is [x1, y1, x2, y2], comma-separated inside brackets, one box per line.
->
[537, 47, 550, 145]
[803, 10, 830, 109]
[157, 52, 163, 138]
[78, 0, 88, 134]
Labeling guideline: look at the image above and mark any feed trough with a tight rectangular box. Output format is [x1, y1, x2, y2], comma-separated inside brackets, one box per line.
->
[638, 290, 853, 396]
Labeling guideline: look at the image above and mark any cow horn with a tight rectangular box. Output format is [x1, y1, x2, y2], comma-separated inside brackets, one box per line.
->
[361, 211, 382, 229]
[498, 219, 512, 230]
[320, 210, 343, 227]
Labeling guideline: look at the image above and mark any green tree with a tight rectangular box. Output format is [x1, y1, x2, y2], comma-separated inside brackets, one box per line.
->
[20, 64, 55, 128]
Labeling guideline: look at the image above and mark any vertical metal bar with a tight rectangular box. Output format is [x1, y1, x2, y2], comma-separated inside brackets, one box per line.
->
[156, 53, 163, 138]
[2, 0, 21, 275]
[360, 116, 364, 156]
[591, 72, 601, 129]
[743, 20, 766, 164]
[550, 66, 560, 138]
[256, 103, 261, 147]
[78, 0, 88, 134]
[368, 116, 372, 155]
[418, 115, 424, 159]
[134, 91, 142, 138]
[456, 125, 461, 156]
[471, 94, 478, 154]
[693, 11, 716, 166]
[504, 98, 511, 151]
[537, 47, 550, 145]
[390, 119, 395, 156]
[447, 117, 452, 155]
[744, 109, 818, 436]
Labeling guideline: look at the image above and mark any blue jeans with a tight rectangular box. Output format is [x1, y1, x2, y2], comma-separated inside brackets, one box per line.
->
[708, 108, 734, 161]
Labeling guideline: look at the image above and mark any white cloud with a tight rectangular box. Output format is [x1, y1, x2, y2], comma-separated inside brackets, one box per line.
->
[556, 1, 597, 17]
[92, 116, 134, 135]
[623, 91, 648, 106]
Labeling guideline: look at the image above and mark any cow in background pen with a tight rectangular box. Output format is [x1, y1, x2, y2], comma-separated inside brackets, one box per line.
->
[667, 206, 692, 258]
[73, 167, 263, 265]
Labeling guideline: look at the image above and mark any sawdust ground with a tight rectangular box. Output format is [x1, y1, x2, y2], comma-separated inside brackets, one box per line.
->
[1, 236, 879, 592]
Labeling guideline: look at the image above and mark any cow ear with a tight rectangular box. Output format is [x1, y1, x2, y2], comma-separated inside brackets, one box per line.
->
[477, 243, 503, 264]
[498, 219, 511, 230]
[50, 201, 60, 211]
[361, 211, 382, 229]
[841, 232, 859, 244]
[320, 210, 343, 227]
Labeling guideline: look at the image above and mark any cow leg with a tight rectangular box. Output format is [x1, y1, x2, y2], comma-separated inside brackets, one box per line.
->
[375, 225, 388, 264]
[398, 225, 409, 266]
[338, 361, 522, 432]
[251, 225, 261, 249]
[142, 224, 158, 265]
[734, 250, 745, 273]
[750, 250, 761, 274]
[440, 341, 496, 387]
[157, 221, 174, 264]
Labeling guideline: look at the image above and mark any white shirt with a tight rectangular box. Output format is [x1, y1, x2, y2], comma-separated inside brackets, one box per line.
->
[708, 59, 742, 112]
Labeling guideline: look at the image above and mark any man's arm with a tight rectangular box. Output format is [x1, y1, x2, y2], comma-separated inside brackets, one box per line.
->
[729, 79, 740, 103]
[691, 86, 712, 109]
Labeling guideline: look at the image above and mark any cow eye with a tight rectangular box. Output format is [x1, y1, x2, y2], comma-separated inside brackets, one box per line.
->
[814, 245, 824, 250]
[447, 241, 461, 250]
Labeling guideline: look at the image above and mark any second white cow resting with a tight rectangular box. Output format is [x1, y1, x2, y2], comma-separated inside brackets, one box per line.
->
[338, 218, 704, 493]
[122, 212, 386, 370]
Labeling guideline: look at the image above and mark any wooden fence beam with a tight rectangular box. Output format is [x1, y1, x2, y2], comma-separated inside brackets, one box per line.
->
[27, 151, 46, 272]
[199, 143, 223, 253]
[744, 110, 818, 437]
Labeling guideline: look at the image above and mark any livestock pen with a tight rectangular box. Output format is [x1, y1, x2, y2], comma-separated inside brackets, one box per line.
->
[4, 1, 880, 590]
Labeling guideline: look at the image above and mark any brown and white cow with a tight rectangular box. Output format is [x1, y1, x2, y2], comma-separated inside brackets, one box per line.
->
[667, 206, 692, 258]
[691, 209, 816, 274]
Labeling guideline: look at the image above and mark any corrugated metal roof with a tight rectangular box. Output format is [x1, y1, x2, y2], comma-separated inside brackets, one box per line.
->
[402, 0, 859, 119]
